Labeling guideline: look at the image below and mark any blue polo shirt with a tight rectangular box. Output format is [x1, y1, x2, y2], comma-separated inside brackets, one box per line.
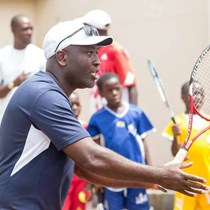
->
[0, 71, 90, 210]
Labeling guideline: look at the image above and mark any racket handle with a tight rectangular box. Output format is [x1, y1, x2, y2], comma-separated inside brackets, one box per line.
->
[171, 117, 176, 124]
[156, 148, 187, 193]
[157, 148, 187, 193]
[158, 185, 167, 193]
[172, 147, 188, 164]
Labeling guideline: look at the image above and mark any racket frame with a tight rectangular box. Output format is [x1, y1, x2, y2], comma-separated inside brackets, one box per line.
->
[147, 60, 176, 124]
[173, 45, 210, 163]
[159, 45, 210, 191]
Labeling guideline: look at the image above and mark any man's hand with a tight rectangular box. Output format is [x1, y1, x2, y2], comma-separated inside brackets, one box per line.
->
[14, 72, 30, 87]
[159, 161, 207, 196]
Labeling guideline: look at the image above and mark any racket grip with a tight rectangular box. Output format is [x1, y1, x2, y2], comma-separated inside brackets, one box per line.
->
[171, 117, 176, 124]
[156, 148, 187, 193]
[172, 147, 188, 164]
[158, 185, 167, 193]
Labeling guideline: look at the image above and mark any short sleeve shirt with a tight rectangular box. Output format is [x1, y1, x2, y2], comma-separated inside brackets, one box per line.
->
[87, 103, 155, 163]
[162, 113, 210, 183]
[0, 71, 90, 210]
[98, 42, 136, 87]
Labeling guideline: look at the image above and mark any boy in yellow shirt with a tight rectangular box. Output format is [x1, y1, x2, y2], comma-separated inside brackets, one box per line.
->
[163, 81, 210, 210]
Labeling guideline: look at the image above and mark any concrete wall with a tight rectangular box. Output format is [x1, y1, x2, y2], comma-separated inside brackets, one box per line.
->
[1, 0, 210, 166]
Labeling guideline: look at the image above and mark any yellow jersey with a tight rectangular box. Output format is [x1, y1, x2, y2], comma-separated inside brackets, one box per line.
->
[163, 113, 210, 210]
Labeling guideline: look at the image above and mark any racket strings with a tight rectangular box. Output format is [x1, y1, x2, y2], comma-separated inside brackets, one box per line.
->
[192, 47, 210, 118]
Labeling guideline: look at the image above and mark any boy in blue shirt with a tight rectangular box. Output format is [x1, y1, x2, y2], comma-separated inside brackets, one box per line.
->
[87, 73, 156, 210]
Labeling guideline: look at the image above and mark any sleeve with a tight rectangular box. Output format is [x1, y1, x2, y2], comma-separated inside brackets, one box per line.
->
[137, 110, 155, 139]
[36, 49, 47, 71]
[38, 50, 46, 72]
[87, 115, 101, 139]
[30, 90, 90, 151]
[162, 121, 174, 141]
[32, 47, 46, 72]
[113, 44, 136, 87]
[162, 115, 187, 143]
[0, 48, 4, 85]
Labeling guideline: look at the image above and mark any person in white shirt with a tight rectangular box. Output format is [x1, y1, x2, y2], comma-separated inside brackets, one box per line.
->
[0, 14, 46, 122]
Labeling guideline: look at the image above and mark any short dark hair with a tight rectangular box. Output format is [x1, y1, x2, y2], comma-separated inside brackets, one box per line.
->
[11, 14, 27, 30]
[97, 73, 120, 91]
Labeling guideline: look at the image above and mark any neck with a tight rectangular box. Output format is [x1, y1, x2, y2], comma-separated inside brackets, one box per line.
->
[107, 102, 125, 114]
[14, 41, 28, 50]
[46, 70, 73, 97]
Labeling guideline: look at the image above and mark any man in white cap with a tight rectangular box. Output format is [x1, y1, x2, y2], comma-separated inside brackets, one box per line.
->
[0, 20, 207, 210]
[81, 9, 138, 113]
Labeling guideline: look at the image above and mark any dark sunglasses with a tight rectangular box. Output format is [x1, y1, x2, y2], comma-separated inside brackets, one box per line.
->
[54, 25, 99, 53]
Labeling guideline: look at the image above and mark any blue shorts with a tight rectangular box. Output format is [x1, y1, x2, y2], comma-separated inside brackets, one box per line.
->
[104, 188, 150, 210]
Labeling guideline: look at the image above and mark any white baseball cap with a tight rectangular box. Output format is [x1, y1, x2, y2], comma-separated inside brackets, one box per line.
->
[81, 10, 112, 30]
[42, 20, 113, 59]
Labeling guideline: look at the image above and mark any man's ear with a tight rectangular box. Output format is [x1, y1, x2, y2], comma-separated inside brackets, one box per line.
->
[55, 50, 67, 66]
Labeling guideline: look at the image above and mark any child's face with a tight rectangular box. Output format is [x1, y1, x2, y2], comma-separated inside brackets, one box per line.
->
[69, 94, 81, 118]
[100, 78, 122, 107]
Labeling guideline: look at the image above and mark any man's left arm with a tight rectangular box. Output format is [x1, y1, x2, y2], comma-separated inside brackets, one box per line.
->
[128, 85, 138, 105]
[142, 138, 152, 165]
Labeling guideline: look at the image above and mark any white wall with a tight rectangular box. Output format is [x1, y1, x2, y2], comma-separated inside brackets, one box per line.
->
[0, 0, 39, 46]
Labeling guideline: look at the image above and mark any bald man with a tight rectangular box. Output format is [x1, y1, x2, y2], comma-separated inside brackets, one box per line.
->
[0, 14, 46, 122]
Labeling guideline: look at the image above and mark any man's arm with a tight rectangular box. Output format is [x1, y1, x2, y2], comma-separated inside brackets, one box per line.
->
[171, 124, 182, 156]
[142, 138, 152, 166]
[74, 163, 155, 189]
[63, 137, 207, 196]
[0, 72, 29, 98]
[128, 85, 138, 105]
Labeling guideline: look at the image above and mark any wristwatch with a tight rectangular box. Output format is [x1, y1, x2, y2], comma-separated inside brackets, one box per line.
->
[7, 82, 15, 90]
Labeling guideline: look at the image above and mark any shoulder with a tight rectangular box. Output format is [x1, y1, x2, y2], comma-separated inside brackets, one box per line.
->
[20, 72, 67, 102]
[128, 103, 143, 113]
[26, 44, 45, 54]
[89, 107, 107, 121]
[128, 103, 152, 120]
[26, 44, 46, 65]
[78, 119, 88, 128]
[0, 46, 15, 63]
[0, 45, 13, 54]
[112, 42, 128, 55]
[99, 42, 122, 54]
[175, 113, 187, 123]
[92, 107, 107, 116]
[27, 43, 42, 50]
[112, 41, 124, 50]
